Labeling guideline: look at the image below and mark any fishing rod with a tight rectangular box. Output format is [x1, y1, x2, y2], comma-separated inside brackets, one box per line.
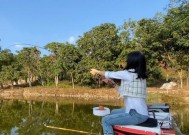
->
[6, 43, 47, 50]
[44, 124, 98, 135]
[2, 43, 111, 78]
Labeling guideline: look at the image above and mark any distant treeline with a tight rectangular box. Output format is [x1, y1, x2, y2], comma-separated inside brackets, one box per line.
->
[0, 2, 188, 89]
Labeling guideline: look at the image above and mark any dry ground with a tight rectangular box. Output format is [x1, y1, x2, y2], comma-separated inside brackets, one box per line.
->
[0, 86, 188, 101]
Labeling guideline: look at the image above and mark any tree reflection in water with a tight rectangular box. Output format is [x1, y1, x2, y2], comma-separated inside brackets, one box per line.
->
[0, 99, 188, 135]
[172, 104, 189, 134]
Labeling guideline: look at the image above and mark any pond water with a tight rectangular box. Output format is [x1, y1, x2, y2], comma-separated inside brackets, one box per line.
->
[0, 98, 188, 135]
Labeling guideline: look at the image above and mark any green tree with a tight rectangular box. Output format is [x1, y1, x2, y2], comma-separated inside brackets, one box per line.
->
[0, 49, 14, 88]
[77, 23, 122, 86]
[1, 63, 20, 89]
[117, 20, 139, 67]
[161, 4, 189, 88]
[45, 42, 64, 86]
[128, 18, 163, 85]
[16, 47, 41, 87]
[38, 55, 54, 86]
[57, 43, 81, 88]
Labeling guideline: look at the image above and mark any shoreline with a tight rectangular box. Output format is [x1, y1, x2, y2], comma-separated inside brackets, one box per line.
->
[0, 87, 189, 104]
[0, 87, 119, 100]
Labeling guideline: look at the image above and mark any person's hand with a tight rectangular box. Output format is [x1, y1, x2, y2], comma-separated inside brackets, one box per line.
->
[102, 79, 116, 87]
[90, 69, 98, 75]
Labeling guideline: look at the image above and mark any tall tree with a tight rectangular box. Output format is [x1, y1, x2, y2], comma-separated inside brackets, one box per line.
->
[132, 18, 163, 85]
[0, 49, 14, 88]
[77, 23, 122, 86]
[16, 47, 41, 87]
[0, 62, 20, 89]
[117, 20, 139, 67]
[45, 42, 63, 87]
[58, 43, 81, 88]
[161, 4, 189, 88]
[38, 55, 55, 86]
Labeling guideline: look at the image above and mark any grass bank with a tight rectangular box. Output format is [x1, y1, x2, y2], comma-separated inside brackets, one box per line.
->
[0, 85, 189, 105]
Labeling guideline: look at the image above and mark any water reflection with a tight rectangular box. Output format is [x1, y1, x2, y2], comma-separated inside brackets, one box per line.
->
[171, 104, 189, 134]
[0, 99, 188, 135]
[0, 99, 119, 135]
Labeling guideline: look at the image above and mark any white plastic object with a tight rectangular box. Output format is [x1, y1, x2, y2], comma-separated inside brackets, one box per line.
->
[93, 107, 110, 116]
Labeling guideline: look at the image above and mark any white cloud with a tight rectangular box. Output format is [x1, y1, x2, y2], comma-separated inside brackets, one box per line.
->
[68, 36, 75, 44]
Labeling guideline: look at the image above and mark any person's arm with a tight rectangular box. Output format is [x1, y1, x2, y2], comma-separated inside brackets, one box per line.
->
[90, 68, 131, 80]
[90, 69, 105, 77]
[102, 79, 120, 89]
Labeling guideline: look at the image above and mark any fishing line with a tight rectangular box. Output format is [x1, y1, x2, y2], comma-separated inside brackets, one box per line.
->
[2, 43, 109, 80]
[5, 43, 47, 50]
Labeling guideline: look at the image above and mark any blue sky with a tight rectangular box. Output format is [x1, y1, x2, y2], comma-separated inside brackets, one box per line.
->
[0, 0, 169, 55]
